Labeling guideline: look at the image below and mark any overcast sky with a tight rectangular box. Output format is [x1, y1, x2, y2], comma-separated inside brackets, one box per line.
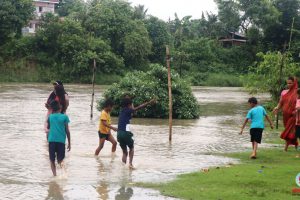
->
[128, 0, 218, 21]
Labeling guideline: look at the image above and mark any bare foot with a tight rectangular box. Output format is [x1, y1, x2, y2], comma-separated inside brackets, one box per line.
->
[250, 153, 257, 159]
[129, 164, 135, 170]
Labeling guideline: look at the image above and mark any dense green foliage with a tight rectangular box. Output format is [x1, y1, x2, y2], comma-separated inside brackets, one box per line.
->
[98, 64, 200, 119]
[1, 0, 300, 89]
[245, 52, 300, 101]
[0, 0, 34, 45]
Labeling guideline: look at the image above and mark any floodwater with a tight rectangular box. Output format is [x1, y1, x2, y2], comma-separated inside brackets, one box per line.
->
[0, 84, 270, 200]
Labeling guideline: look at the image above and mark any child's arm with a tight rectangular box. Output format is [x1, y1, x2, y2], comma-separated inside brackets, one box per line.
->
[265, 115, 274, 129]
[133, 99, 156, 112]
[102, 120, 118, 132]
[240, 119, 249, 135]
[66, 124, 71, 151]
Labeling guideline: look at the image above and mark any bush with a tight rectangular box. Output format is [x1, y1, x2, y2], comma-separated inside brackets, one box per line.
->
[97, 64, 200, 119]
[203, 73, 243, 87]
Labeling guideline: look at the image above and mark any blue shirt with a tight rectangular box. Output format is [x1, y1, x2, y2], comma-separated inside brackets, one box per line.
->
[246, 106, 267, 129]
[48, 113, 70, 144]
[118, 108, 134, 131]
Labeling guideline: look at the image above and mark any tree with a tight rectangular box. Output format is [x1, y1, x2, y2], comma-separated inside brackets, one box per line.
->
[83, 0, 151, 68]
[34, 16, 124, 81]
[145, 16, 171, 64]
[133, 4, 148, 20]
[123, 20, 152, 68]
[263, 0, 300, 50]
[246, 52, 300, 101]
[215, 0, 241, 32]
[55, 0, 86, 17]
[169, 14, 193, 48]
[0, 0, 34, 45]
[83, 0, 134, 54]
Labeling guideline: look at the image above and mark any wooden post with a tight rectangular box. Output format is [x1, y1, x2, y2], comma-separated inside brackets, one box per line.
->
[288, 17, 295, 51]
[90, 59, 96, 119]
[166, 46, 173, 141]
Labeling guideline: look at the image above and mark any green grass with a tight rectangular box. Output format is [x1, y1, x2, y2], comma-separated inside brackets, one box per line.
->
[203, 73, 243, 87]
[139, 129, 300, 200]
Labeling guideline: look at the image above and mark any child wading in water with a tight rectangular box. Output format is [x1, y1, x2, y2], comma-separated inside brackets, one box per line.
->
[240, 97, 274, 159]
[117, 97, 156, 169]
[47, 101, 71, 176]
[95, 99, 118, 156]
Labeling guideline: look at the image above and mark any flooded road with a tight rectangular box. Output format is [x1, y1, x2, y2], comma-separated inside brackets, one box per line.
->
[0, 84, 270, 199]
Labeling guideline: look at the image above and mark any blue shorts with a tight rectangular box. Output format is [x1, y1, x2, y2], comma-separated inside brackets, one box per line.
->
[49, 142, 65, 163]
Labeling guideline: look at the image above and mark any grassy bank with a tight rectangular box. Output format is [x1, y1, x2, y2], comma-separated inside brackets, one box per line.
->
[0, 65, 121, 85]
[190, 73, 243, 87]
[140, 130, 300, 200]
[0, 63, 244, 87]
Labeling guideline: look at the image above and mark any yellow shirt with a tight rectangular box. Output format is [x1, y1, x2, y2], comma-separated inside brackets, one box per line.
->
[99, 110, 111, 134]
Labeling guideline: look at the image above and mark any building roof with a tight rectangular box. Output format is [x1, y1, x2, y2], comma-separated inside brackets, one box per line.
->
[33, 0, 59, 3]
[219, 39, 247, 43]
[229, 31, 246, 38]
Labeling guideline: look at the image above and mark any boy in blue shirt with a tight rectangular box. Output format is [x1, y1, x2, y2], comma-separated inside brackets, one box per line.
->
[240, 97, 274, 159]
[117, 97, 156, 169]
[48, 101, 71, 176]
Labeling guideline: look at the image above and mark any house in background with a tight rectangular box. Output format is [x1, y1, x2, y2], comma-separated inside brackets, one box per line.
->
[22, 0, 59, 34]
[219, 32, 247, 47]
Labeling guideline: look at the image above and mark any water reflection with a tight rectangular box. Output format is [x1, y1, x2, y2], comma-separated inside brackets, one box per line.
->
[46, 181, 63, 200]
[115, 187, 133, 200]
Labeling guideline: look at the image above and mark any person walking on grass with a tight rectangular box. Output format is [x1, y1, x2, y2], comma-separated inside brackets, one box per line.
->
[273, 77, 298, 151]
[47, 100, 71, 176]
[117, 97, 156, 169]
[95, 99, 118, 156]
[240, 97, 274, 159]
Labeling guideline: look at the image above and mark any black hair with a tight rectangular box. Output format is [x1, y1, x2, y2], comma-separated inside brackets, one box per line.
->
[55, 85, 66, 113]
[288, 76, 295, 82]
[121, 97, 133, 108]
[297, 88, 300, 95]
[248, 97, 258, 104]
[50, 100, 60, 112]
[103, 98, 114, 108]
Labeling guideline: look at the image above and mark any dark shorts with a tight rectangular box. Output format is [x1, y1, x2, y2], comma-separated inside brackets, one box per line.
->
[49, 142, 65, 163]
[296, 126, 300, 139]
[117, 130, 134, 150]
[98, 131, 110, 140]
[250, 128, 263, 143]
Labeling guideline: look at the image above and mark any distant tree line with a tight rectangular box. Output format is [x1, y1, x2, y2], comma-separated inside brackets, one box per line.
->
[0, 0, 300, 85]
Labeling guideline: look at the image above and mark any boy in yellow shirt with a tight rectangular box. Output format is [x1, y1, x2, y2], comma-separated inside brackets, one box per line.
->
[95, 99, 118, 156]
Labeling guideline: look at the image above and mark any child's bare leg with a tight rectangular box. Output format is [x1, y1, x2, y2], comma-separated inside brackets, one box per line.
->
[129, 147, 134, 168]
[58, 160, 64, 168]
[95, 139, 105, 156]
[107, 135, 117, 153]
[253, 142, 258, 156]
[122, 148, 128, 164]
[50, 161, 56, 176]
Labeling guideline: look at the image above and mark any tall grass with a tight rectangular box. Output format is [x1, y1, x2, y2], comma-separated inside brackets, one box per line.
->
[203, 73, 243, 87]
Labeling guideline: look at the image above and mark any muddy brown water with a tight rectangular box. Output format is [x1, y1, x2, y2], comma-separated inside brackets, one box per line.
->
[0, 84, 270, 199]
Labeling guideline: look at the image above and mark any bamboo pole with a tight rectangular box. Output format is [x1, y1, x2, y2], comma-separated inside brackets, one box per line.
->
[166, 46, 173, 141]
[90, 59, 96, 119]
[288, 17, 295, 51]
